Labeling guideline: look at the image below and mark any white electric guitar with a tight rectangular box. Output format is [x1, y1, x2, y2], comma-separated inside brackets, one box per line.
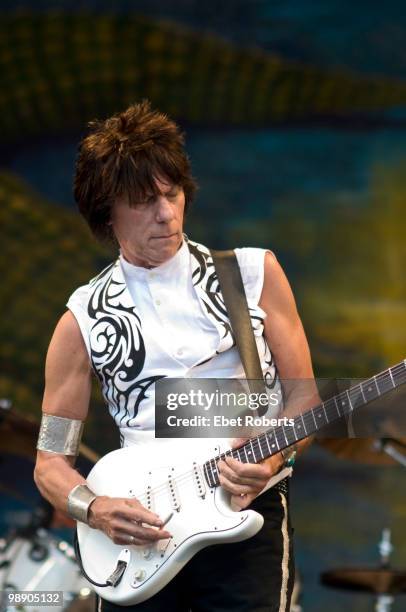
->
[76, 360, 406, 605]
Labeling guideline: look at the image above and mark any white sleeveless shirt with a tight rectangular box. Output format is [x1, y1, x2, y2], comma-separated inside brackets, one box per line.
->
[67, 235, 280, 448]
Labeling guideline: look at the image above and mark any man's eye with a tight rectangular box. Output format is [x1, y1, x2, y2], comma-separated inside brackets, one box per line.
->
[139, 195, 155, 204]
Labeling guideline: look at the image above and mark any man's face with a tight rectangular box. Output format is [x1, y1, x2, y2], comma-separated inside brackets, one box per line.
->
[111, 176, 186, 268]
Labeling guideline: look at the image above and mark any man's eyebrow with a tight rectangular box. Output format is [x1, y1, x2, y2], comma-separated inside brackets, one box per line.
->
[142, 185, 178, 199]
[159, 185, 179, 195]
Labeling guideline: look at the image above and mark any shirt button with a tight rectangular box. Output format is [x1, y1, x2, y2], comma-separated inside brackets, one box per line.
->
[155, 299, 161, 306]
[177, 348, 183, 356]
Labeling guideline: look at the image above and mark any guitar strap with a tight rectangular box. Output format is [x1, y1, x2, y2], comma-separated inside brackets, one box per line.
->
[210, 249, 267, 413]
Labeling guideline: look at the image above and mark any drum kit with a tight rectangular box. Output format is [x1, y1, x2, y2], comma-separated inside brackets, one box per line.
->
[318, 437, 406, 612]
[0, 401, 97, 611]
[0, 400, 405, 611]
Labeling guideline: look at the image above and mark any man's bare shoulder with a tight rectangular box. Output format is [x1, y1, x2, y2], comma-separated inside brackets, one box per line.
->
[259, 250, 300, 320]
[48, 311, 91, 370]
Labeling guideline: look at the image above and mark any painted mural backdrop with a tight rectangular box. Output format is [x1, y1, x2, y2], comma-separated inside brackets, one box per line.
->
[1, 2, 405, 610]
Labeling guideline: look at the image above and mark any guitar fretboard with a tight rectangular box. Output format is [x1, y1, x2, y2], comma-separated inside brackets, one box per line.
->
[203, 360, 406, 488]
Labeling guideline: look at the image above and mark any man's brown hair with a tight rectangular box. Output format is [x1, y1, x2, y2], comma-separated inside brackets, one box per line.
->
[74, 100, 197, 242]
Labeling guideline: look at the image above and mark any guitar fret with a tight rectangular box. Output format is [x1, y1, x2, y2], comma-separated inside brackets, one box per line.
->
[268, 432, 279, 453]
[274, 427, 285, 450]
[346, 389, 353, 411]
[310, 408, 318, 429]
[376, 370, 395, 394]
[303, 411, 315, 433]
[313, 405, 326, 427]
[248, 440, 256, 462]
[264, 432, 272, 455]
[301, 414, 308, 435]
[373, 375, 381, 396]
[324, 398, 338, 423]
[361, 378, 380, 403]
[294, 416, 303, 438]
[284, 424, 297, 445]
[392, 363, 406, 385]
[257, 436, 264, 460]
[333, 395, 342, 417]
[348, 385, 365, 410]
[337, 391, 350, 414]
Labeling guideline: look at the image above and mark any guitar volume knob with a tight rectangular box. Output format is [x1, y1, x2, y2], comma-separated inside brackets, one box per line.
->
[134, 568, 146, 582]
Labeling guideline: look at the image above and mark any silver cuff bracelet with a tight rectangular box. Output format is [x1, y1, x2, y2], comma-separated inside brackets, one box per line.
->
[37, 414, 84, 456]
[67, 484, 97, 523]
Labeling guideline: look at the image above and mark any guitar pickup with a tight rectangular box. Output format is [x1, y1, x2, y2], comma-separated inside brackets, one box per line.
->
[146, 485, 154, 511]
[192, 462, 206, 498]
[167, 474, 181, 511]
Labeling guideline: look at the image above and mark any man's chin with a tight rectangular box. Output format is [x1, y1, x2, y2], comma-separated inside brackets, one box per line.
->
[150, 244, 180, 266]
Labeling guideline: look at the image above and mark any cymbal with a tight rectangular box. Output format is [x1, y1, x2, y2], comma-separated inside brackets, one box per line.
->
[0, 408, 100, 464]
[317, 438, 406, 466]
[321, 567, 406, 595]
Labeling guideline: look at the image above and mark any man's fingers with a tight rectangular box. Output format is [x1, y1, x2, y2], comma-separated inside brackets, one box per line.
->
[118, 499, 164, 527]
[218, 473, 258, 496]
[218, 460, 266, 486]
[231, 493, 255, 510]
[113, 517, 171, 542]
[218, 458, 270, 483]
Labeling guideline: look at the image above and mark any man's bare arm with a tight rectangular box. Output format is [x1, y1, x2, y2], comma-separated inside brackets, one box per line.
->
[34, 311, 170, 544]
[34, 310, 92, 509]
[219, 250, 319, 506]
[259, 250, 319, 452]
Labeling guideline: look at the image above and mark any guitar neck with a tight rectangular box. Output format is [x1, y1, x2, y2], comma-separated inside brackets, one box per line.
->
[203, 359, 406, 488]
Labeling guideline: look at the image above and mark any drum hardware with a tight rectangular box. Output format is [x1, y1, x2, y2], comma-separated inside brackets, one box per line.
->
[321, 529, 406, 611]
[0, 496, 94, 610]
[318, 437, 406, 466]
[373, 438, 406, 468]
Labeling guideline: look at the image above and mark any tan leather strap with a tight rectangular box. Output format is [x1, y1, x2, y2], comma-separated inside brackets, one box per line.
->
[210, 249, 265, 399]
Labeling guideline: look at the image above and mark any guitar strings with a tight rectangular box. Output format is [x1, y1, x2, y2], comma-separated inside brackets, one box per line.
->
[125, 362, 406, 505]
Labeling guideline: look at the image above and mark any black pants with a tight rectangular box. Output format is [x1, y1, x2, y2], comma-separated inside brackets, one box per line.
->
[97, 483, 294, 612]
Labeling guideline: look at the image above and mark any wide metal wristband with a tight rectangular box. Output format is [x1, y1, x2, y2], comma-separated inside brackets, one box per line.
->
[37, 414, 84, 456]
[67, 484, 97, 523]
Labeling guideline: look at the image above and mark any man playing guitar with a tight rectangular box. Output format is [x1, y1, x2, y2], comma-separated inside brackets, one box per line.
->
[34, 100, 316, 611]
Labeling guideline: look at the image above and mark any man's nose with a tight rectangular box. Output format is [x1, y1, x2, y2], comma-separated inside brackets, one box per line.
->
[155, 196, 175, 223]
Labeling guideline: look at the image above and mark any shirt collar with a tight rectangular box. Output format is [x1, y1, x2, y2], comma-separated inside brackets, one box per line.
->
[119, 233, 190, 281]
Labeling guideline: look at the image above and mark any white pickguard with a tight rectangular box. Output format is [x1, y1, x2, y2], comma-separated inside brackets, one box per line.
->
[77, 439, 289, 605]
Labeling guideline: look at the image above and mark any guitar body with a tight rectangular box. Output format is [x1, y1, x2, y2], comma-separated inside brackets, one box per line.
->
[76, 359, 406, 605]
[77, 440, 265, 605]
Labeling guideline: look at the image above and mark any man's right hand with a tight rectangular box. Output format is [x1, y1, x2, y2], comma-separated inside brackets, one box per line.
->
[88, 496, 172, 545]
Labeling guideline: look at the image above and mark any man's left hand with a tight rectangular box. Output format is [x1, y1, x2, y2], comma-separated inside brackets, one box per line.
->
[217, 439, 284, 509]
